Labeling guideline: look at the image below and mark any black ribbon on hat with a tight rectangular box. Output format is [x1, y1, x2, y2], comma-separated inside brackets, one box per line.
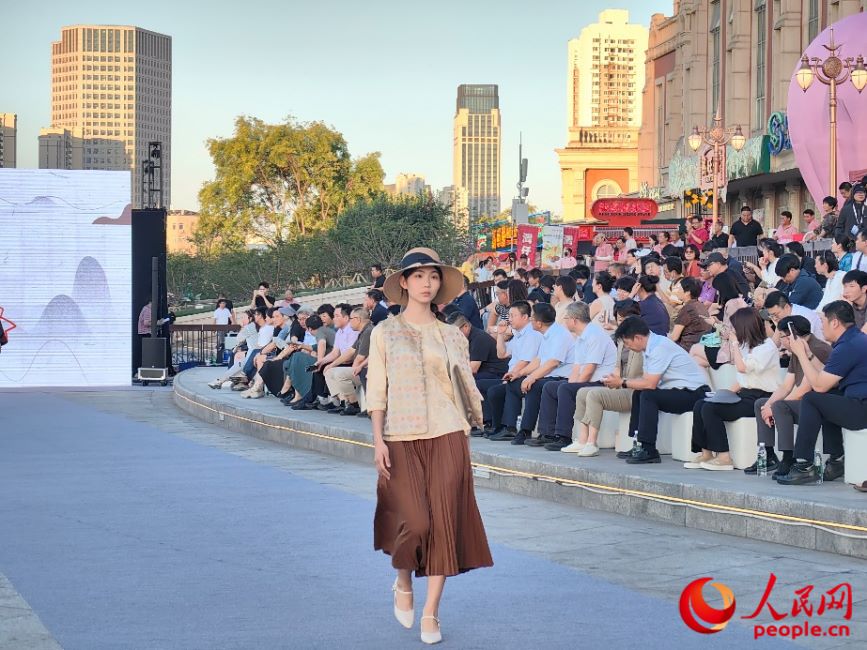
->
[400, 251, 441, 269]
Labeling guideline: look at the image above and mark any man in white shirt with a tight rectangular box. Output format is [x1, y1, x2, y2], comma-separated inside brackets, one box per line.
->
[852, 229, 867, 272]
[242, 308, 274, 380]
[608, 316, 709, 464]
[765, 291, 825, 342]
[531, 302, 617, 451]
[488, 303, 573, 445]
[484, 301, 544, 437]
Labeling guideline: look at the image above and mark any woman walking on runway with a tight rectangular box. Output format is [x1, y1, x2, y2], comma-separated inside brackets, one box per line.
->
[368, 247, 493, 645]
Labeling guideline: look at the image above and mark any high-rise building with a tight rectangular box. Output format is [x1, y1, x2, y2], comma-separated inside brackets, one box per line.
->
[166, 209, 199, 254]
[0, 113, 17, 168]
[394, 172, 428, 196]
[43, 25, 172, 207]
[436, 184, 470, 229]
[453, 84, 501, 222]
[557, 10, 648, 221]
[38, 127, 85, 169]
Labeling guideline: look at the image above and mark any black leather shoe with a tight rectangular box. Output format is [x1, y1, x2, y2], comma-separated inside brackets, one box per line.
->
[626, 448, 661, 464]
[617, 445, 637, 459]
[340, 404, 361, 416]
[511, 430, 530, 445]
[776, 461, 820, 485]
[823, 457, 845, 482]
[743, 455, 780, 475]
[524, 435, 555, 447]
[772, 458, 793, 481]
[544, 436, 572, 451]
[488, 427, 517, 441]
[469, 427, 485, 437]
[291, 401, 315, 411]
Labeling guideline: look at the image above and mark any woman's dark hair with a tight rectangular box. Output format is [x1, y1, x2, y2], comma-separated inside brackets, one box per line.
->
[777, 315, 812, 338]
[306, 314, 323, 330]
[730, 307, 766, 350]
[623, 227, 634, 236]
[661, 244, 681, 258]
[786, 242, 806, 258]
[570, 264, 592, 281]
[835, 233, 855, 252]
[816, 250, 839, 273]
[508, 278, 529, 302]
[387, 304, 402, 316]
[760, 238, 784, 259]
[266, 307, 278, 318]
[649, 234, 659, 245]
[637, 275, 660, 293]
[540, 275, 556, 290]
[664, 256, 683, 275]
[515, 268, 529, 282]
[614, 315, 650, 341]
[594, 270, 615, 294]
[528, 268, 544, 281]
[402, 266, 441, 281]
[317, 303, 335, 319]
[679, 276, 702, 299]
[684, 244, 700, 258]
[431, 303, 446, 322]
[613, 299, 641, 319]
[244, 308, 256, 322]
[823, 196, 838, 209]
[614, 275, 636, 293]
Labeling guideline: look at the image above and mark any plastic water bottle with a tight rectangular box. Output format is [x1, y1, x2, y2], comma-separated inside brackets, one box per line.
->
[814, 452, 824, 485]
[757, 443, 767, 477]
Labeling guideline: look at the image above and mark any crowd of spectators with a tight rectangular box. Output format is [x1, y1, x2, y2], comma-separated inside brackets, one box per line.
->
[206, 190, 867, 488]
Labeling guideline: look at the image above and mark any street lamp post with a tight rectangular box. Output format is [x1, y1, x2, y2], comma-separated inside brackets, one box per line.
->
[796, 28, 867, 197]
[688, 109, 746, 227]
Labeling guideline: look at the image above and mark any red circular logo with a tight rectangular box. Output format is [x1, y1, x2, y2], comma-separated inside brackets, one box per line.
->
[679, 577, 737, 634]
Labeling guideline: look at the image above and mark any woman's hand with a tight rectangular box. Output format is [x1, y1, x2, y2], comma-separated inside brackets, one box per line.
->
[374, 440, 391, 480]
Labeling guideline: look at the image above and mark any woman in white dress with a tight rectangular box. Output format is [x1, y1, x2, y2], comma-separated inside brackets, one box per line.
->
[589, 270, 616, 326]
[815, 250, 844, 311]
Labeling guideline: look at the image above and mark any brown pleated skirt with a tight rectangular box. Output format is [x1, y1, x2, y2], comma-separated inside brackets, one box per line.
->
[373, 431, 493, 578]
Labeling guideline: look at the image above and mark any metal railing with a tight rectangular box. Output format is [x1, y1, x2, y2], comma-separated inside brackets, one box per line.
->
[171, 324, 240, 370]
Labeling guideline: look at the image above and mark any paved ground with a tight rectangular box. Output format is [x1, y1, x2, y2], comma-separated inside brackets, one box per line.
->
[0, 389, 864, 649]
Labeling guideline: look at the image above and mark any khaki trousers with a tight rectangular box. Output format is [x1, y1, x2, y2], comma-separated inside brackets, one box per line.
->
[575, 387, 635, 429]
[324, 366, 360, 402]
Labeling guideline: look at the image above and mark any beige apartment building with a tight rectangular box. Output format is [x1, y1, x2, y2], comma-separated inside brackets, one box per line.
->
[0, 113, 17, 168]
[42, 25, 172, 208]
[384, 172, 429, 197]
[38, 126, 85, 169]
[557, 10, 648, 222]
[453, 84, 501, 222]
[166, 209, 199, 254]
[436, 184, 470, 229]
[639, 0, 866, 229]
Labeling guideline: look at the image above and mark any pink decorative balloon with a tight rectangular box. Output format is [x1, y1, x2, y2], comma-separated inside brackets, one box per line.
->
[788, 12, 867, 204]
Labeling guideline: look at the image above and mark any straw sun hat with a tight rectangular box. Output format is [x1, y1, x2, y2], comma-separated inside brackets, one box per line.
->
[382, 247, 465, 307]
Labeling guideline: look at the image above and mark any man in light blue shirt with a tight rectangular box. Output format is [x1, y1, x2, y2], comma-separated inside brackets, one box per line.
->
[607, 316, 709, 464]
[479, 301, 543, 435]
[532, 302, 618, 450]
[489, 303, 573, 445]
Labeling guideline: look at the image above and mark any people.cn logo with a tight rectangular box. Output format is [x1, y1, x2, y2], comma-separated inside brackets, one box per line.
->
[679, 577, 737, 634]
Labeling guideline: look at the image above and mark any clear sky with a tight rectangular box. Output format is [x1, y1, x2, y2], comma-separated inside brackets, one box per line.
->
[2, 0, 670, 214]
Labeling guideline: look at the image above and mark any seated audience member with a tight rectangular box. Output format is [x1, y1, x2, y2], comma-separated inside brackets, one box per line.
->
[256, 307, 310, 398]
[531, 302, 618, 450]
[552, 276, 578, 324]
[659, 256, 685, 308]
[364, 289, 389, 326]
[815, 250, 844, 311]
[750, 315, 832, 478]
[568, 300, 644, 456]
[527, 268, 547, 303]
[785, 241, 817, 277]
[484, 301, 544, 437]
[682, 244, 702, 278]
[778, 301, 867, 485]
[316, 303, 335, 329]
[288, 315, 335, 409]
[277, 289, 300, 310]
[636, 275, 670, 335]
[853, 229, 867, 272]
[252, 281, 276, 309]
[241, 308, 274, 381]
[745, 239, 784, 288]
[701, 252, 748, 305]
[539, 275, 556, 302]
[589, 271, 615, 326]
[614, 275, 636, 302]
[240, 308, 291, 398]
[669, 277, 710, 351]
[687, 308, 781, 471]
[450, 276, 484, 329]
[488, 303, 573, 445]
[447, 312, 509, 433]
[841, 270, 867, 332]
[689, 290, 749, 371]
[765, 290, 823, 342]
[698, 266, 718, 305]
[311, 303, 359, 410]
[514, 267, 529, 283]
[486, 281, 512, 332]
[569, 264, 595, 303]
[612, 316, 710, 464]
[324, 307, 372, 416]
[775, 254, 823, 309]
[370, 263, 385, 289]
[208, 309, 257, 389]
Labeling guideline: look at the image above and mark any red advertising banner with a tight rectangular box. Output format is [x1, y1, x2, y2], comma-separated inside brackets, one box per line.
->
[516, 224, 539, 267]
[562, 226, 580, 253]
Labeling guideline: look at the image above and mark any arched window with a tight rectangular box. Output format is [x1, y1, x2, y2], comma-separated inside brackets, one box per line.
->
[595, 182, 621, 200]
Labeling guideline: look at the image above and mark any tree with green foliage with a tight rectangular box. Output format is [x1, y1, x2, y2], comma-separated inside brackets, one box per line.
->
[195, 116, 384, 254]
